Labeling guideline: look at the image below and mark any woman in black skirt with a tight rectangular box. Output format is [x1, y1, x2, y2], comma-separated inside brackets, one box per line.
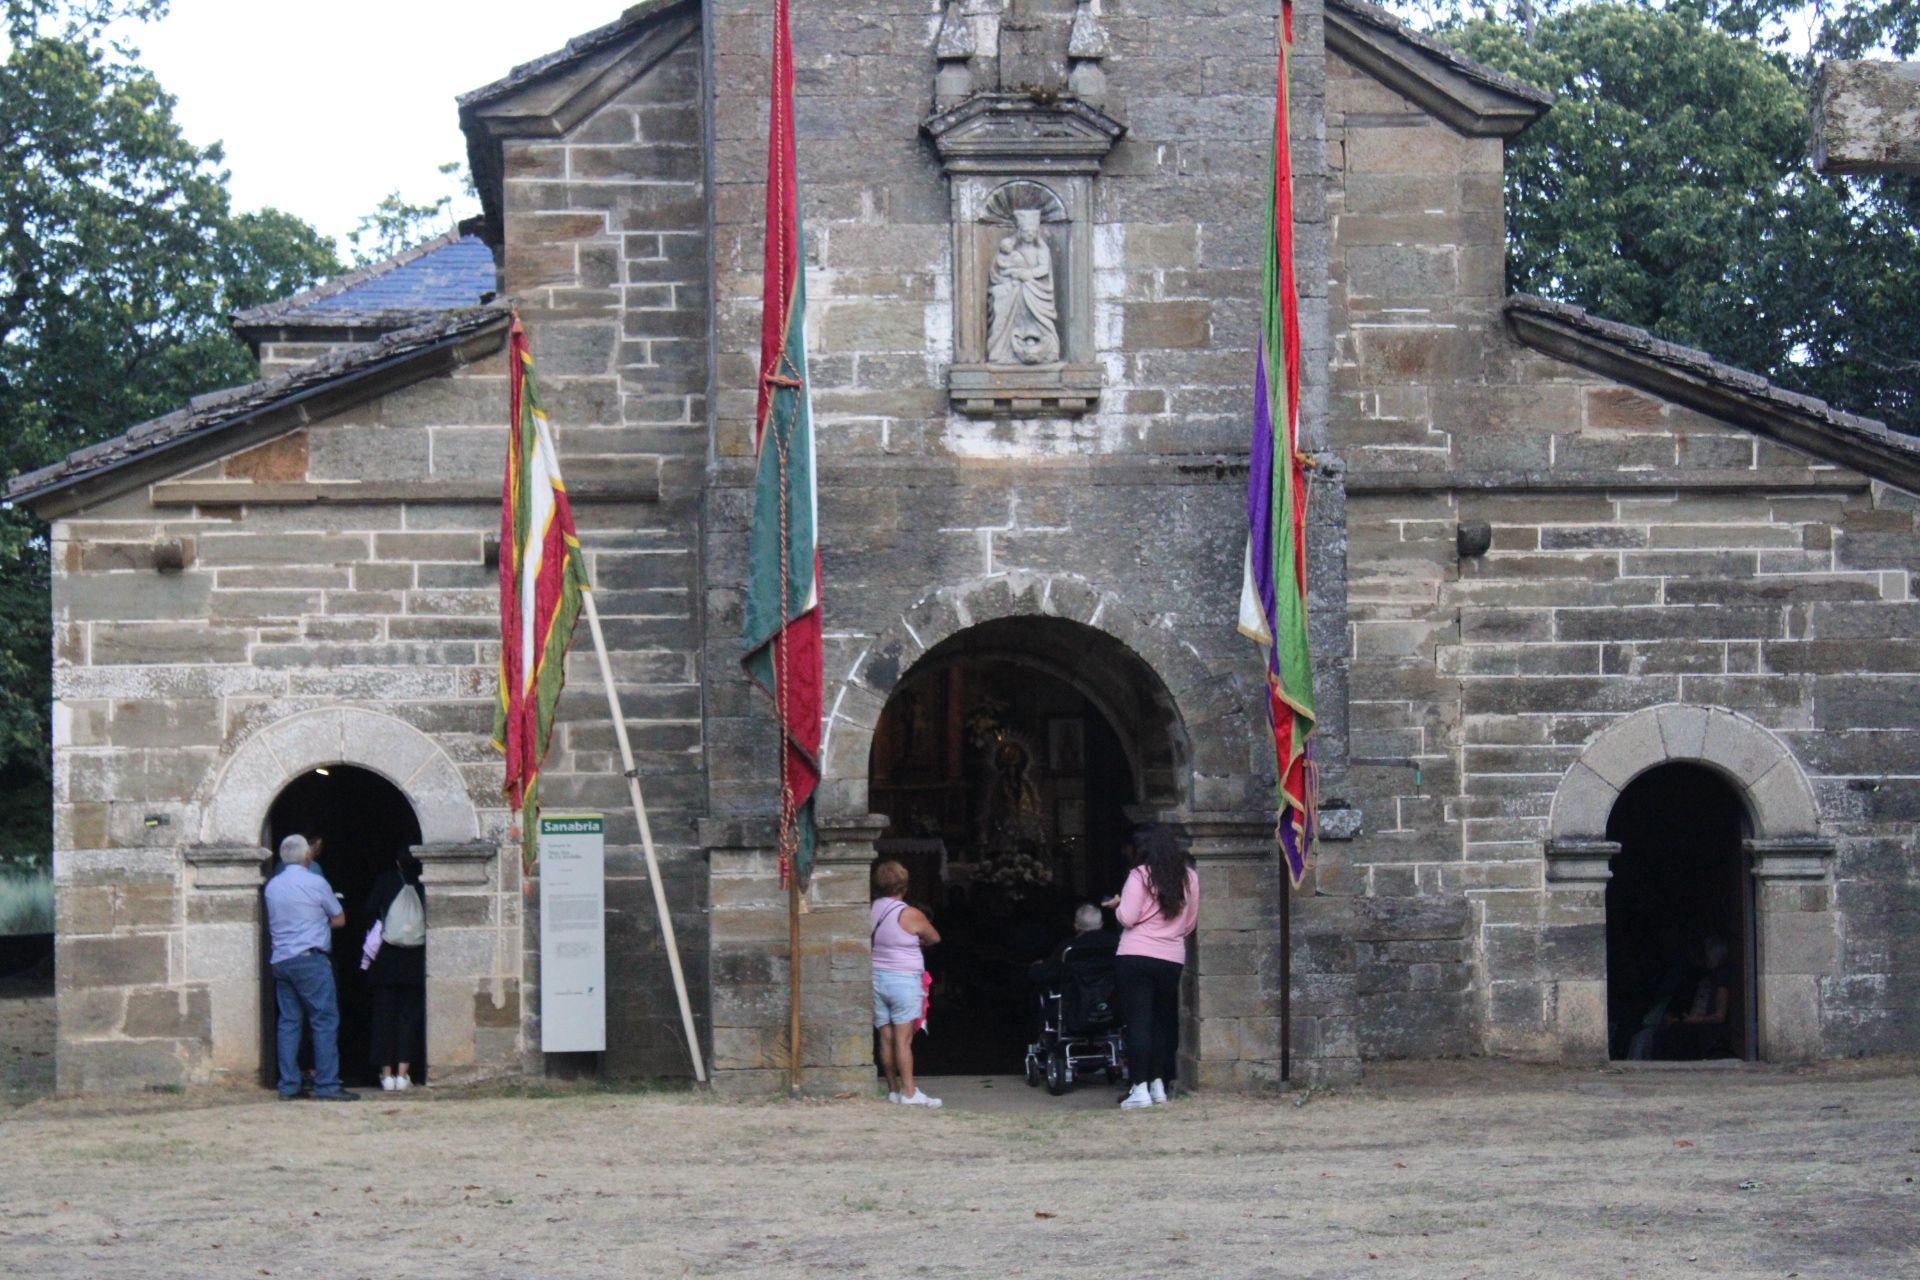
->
[363, 852, 426, 1090]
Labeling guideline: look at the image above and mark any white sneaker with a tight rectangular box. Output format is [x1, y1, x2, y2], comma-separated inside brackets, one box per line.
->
[1150, 1079, 1168, 1105]
[380, 1075, 396, 1091]
[394, 1074, 412, 1091]
[901, 1090, 942, 1109]
[887, 1091, 902, 1104]
[1120, 1083, 1153, 1109]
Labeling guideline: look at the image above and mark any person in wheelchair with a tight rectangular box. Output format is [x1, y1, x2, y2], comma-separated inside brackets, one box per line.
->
[1028, 903, 1116, 987]
[1025, 904, 1125, 1095]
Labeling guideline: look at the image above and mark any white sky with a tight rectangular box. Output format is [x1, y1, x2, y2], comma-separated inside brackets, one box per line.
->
[116, 1, 633, 253]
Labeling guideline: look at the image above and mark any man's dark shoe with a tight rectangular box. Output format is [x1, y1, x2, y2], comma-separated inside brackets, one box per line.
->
[278, 1092, 304, 1102]
[310, 1089, 360, 1102]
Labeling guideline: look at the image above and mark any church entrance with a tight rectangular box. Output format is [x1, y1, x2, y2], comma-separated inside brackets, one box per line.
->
[868, 618, 1172, 1078]
[259, 765, 425, 1089]
[1605, 763, 1756, 1062]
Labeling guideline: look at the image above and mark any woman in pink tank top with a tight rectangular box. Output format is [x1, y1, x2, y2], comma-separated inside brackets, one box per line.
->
[870, 859, 942, 1107]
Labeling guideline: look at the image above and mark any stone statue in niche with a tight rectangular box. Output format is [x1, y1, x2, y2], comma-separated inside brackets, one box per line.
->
[987, 208, 1060, 366]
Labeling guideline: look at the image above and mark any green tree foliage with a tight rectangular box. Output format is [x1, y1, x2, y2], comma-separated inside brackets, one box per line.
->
[0, 6, 340, 866]
[1389, 0, 1918, 60]
[348, 162, 472, 266]
[1385, 1, 1920, 432]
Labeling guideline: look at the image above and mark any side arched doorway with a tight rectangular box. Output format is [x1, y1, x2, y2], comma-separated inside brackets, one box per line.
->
[1546, 704, 1836, 1064]
[259, 765, 424, 1088]
[868, 616, 1186, 1077]
[1604, 763, 1753, 1061]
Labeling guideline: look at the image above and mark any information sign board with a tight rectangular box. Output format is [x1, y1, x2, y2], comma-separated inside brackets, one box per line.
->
[539, 813, 606, 1053]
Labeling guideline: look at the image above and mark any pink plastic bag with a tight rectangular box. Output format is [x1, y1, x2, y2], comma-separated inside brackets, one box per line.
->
[360, 918, 383, 971]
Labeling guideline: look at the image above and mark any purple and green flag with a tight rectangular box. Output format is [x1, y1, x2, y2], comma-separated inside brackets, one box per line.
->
[1238, 0, 1317, 888]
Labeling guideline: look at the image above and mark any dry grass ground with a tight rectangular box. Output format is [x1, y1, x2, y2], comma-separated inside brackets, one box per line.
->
[1, 1058, 1915, 1278]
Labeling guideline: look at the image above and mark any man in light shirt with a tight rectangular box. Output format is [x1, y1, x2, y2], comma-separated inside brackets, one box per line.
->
[263, 834, 357, 1101]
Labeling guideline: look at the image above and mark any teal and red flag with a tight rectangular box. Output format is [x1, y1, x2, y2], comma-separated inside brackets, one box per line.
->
[493, 316, 590, 874]
[742, 0, 822, 888]
[1238, 1, 1317, 888]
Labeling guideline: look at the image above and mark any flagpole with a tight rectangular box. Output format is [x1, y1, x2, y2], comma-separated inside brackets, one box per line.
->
[1280, 860, 1292, 1085]
[788, 870, 802, 1096]
[526, 404, 708, 1085]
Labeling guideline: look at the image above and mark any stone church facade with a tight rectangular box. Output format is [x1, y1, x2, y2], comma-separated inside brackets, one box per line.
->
[13, 0, 1918, 1094]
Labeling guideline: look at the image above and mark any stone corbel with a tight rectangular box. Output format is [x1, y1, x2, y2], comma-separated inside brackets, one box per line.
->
[816, 813, 891, 865]
[414, 840, 498, 888]
[1544, 838, 1619, 888]
[1745, 837, 1836, 882]
[183, 843, 273, 889]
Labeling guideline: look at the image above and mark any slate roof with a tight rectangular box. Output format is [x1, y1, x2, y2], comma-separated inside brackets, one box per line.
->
[1325, 0, 1553, 137]
[10, 303, 514, 514]
[231, 231, 497, 337]
[1506, 295, 1920, 494]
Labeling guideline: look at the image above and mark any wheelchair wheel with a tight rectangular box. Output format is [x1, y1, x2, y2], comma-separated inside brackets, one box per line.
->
[1045, 1051, 1068, 1096]
[1025, 1054, 1043, 1088]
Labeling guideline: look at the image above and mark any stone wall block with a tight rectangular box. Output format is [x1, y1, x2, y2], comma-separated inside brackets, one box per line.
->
[1548, 762, 1618, 838]
[1700, 709, 1788, 787]
[183, 923, 255, 983]
[1655, 703, 1711, 760]
[58, 933, 168, 991]
[427, 979, 478, 1069]
[1758, 973, 1823, 1063]
[1747, 758, 1822, 839]
[122, 986, 212, 1040]
[1580, 710, 1663, 790]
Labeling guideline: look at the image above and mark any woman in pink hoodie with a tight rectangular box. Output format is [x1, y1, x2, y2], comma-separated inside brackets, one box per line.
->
[1101, 825, 1198, 1108]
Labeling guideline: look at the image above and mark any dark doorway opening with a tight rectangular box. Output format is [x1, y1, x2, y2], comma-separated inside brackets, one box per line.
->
[870, 646, 1140, 1078]
[259, 765, 424, 1089]
[1605, 762, 1755, 1062]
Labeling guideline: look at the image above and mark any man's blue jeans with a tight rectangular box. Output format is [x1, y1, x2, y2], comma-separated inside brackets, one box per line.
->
[272, 952, 343, 1098]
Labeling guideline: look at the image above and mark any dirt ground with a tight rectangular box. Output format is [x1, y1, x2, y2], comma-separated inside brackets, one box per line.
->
[1, 1059, 1916, 1279]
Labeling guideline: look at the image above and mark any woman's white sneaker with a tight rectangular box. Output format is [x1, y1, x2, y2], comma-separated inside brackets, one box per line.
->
[379, 1075, 396, 1091]
[887, 1091, 902, 1104]
[1149, 1079, 1168, 1105]
[1119, 1083, 1153, 1109]
[901, 1089, 942, 1109]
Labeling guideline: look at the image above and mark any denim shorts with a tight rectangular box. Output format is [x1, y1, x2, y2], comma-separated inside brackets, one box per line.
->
[872, 969, 923, 1028]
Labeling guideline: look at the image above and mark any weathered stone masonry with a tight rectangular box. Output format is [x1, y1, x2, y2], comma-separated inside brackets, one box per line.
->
[12, 0, 1920, 1094]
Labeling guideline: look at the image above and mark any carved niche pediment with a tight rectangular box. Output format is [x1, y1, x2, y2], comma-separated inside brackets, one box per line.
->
[924, 94, 1127, 175]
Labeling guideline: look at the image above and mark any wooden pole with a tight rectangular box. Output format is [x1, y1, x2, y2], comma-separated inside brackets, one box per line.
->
[788, 871, 802, 1096]
[578, 590, 708, 1084]
[525, 402, 707, 1084]
[1280, 862, 1292, 1085]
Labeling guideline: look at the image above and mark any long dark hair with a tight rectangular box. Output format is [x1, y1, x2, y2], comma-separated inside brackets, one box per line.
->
[1135, 824, 1192, 916]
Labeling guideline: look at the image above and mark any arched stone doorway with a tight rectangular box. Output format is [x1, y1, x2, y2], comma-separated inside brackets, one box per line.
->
[1603, 763, 1752, 1062]
[867, 615, 1188, 1076]
[1545, 704, 1836, 1063]
[706, 573, 1289, 1096]
[260, 765, 425, 1088]
[184, 707, 510, 1086]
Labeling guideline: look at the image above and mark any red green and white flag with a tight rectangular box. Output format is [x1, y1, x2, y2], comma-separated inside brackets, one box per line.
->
[742, 0, 822, 888]
[1238, 1, 1317, 888]
[493, 316, 590, 873]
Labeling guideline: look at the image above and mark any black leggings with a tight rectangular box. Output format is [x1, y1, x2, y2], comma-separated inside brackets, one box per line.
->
[1114, 954, 1182, 1086]
[370, 983, 424, 1071]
